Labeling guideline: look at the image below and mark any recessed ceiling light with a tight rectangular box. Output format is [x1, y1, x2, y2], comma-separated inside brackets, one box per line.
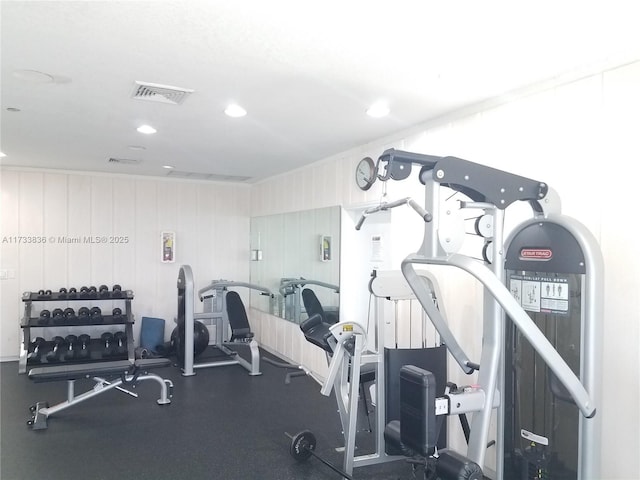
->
[13, 69, 54, 83]
[137, 125, 157, 134]
[366, 102, 390, 118]
[162, 165, 174, 169]
[224, 104, 247, 118]
[128, 145, 146, 151]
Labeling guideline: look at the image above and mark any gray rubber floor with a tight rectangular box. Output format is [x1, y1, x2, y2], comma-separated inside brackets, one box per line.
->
[1, 349, 416, 480]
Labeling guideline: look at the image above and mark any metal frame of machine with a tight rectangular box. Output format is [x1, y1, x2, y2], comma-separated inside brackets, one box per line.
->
[350, 148, 601, 479]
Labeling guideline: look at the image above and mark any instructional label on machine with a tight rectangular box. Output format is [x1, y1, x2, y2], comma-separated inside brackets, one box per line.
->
[509, 274, 569, 315]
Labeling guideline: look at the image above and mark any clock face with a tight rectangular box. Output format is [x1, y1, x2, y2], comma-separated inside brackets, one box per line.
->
[355, 157, 376, 191]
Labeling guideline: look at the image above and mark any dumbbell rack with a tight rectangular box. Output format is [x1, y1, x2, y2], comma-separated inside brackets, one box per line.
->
[18, 288, 135, 375]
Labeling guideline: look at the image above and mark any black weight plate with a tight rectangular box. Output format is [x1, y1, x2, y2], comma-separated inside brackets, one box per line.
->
[290, 430, 315, 462]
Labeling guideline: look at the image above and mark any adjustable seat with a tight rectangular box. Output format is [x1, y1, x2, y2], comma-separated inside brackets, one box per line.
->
[225, 291, 255, 342]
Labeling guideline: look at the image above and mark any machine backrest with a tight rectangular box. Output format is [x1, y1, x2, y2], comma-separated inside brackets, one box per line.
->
[302, 288, 328, 322]
[225, 291, 253, 341]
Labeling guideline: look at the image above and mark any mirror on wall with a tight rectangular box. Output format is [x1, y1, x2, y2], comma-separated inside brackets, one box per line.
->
[250, 206, 341, 323]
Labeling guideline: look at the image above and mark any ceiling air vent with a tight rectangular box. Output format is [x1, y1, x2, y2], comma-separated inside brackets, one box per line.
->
[166, 170, 252, 182]
[108, 157, 141, 165]
[131, 81, 194, 105]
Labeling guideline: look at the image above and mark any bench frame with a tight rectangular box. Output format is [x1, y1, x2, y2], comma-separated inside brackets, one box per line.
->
[27, 359, 173, 430]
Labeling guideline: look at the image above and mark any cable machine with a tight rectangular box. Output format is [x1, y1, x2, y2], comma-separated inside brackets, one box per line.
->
[351, 148, 601, 479]
[298, 268, 451, 477]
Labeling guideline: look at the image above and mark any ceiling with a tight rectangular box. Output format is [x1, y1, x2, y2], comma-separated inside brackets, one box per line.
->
[2, 1, 639, 183]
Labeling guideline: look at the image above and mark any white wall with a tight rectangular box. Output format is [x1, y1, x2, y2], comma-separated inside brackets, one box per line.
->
[250, 61, 640, 479]
[0, 169, 251, 358]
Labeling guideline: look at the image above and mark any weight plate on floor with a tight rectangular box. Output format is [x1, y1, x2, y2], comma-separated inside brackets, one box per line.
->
[290, 430, 316, 462]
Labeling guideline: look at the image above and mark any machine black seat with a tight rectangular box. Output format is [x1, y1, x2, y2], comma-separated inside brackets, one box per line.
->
[226, 291, 254, 341]
[28, 358, 171, 383]
[433, 450, 483, 480]
[300, 314, 375, 381]
[300, 314, 334, 353]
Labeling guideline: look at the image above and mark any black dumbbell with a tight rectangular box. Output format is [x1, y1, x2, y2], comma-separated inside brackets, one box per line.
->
[68, 287, 78, 299]
[114, 331, 127, 356]
[78, 306, 91, 322]
[52, 308, 65, 325]
[58, 287, 68, 299]
[112, 284, 123, 298]
[64, 335, 78, 360]
[79, 286, 90, 298]
[89, 306, 103, 324]
[63, 307, 76, 324]
[112, 307, 123, 320]
[88, 286, 98, 298]
[38, 310, 51, 326]
[101, 332, 114, 357]
[77, 334, 91, 360]
[28, 337, 46, 363]
[99, 284, 109, 297]
[45, 336, 65, 363]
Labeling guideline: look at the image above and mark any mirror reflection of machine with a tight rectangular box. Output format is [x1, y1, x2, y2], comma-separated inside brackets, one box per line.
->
[249, 206, 341, 321]
[176, 265, 274, 377]
[278, 278, 339, 324]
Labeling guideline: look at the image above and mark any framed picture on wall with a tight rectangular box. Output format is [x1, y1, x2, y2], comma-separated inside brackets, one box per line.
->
[161, 231, 175, 263]
[321, 235, 332, 262]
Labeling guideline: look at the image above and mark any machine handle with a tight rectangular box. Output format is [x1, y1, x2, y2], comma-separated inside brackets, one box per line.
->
[355, 197, 431, 231]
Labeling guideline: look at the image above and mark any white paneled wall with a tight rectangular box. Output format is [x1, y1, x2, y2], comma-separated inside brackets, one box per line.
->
[0, 170, 251, 359]
[250, 61, 640, 479]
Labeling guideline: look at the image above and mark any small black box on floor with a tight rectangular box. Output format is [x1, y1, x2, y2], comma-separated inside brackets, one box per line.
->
[399, 364, 436, 457]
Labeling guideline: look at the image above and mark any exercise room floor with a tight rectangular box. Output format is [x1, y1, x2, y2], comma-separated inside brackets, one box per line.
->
[1, 349, 418, 480]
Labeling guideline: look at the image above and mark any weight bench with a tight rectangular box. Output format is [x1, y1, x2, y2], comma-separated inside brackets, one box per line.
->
[26, 358, 173, 430]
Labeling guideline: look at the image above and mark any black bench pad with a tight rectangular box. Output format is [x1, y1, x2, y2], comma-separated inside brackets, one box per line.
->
[28, 358, 171, 383]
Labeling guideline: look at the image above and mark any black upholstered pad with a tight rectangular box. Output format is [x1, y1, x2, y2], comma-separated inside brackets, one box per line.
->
[28, 358, 170, 383]
[225, 290, 254, 341]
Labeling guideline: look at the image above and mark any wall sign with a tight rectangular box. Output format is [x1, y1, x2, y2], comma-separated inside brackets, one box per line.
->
[161, 231, 175, 263]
